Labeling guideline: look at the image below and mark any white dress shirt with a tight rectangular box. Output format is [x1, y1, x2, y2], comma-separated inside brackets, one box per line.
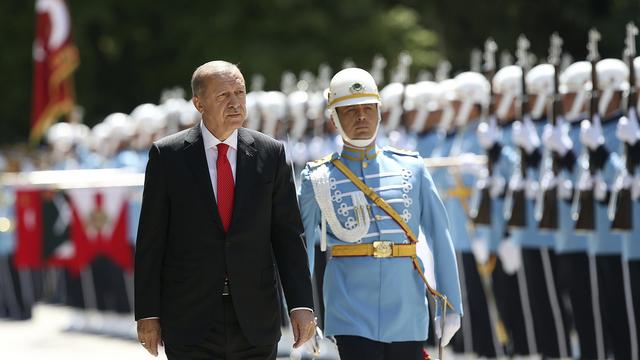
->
[201, 121, 238, 198]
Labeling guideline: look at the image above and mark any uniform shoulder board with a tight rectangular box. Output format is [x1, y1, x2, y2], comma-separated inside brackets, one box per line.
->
[308, 153, 336, 168]
[383, 146, 419, 157]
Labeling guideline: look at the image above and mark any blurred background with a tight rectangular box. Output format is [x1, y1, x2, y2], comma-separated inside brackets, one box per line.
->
[1, 0, 639, 144]
[1, 1, 640, 359]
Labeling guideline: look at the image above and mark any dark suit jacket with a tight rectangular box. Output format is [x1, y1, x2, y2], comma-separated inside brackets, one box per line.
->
[134, 125, 314, 346]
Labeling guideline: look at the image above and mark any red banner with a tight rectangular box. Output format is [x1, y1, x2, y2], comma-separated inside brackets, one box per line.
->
[31, 0, 79, 142]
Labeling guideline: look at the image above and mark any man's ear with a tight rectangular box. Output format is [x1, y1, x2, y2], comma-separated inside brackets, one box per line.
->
[192, 96, 203, 113]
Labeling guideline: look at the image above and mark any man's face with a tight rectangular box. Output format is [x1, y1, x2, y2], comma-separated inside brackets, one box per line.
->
[193, 70, 247, 134]
[334, 103, 378, 140]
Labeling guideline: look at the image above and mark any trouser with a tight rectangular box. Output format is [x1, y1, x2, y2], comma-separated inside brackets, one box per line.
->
[596, 254, 631, 360]
[450, 252, 498, 357]
[521, 247, 570, 358]
[335, 335, 424, 360]
[555, 252, 601, 359]
[627, 259, 640, 360]
[492, 255, 533, 356]
[165, 296, 277, 360]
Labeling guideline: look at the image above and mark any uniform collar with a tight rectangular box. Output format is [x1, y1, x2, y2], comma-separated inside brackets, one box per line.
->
[340, 143, 378, 161]
[200, 121, 238, 151]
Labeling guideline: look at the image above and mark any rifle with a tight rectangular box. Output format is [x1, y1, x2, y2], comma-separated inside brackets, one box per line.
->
[538, 33, 566, 229]
[573, 29, 602, 231]
[506, 35, 531, 228]
[610, 22, 639, 231]
[471, 38, 498, 225]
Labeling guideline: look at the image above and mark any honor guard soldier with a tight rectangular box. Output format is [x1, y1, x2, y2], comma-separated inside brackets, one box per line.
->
[616, 53, 640, 357]
[574, 31, 632, 358]
[405, 81, 451, 158]
[298, 68, 462, 360]
[442, 71, 505, 358]
[477, 60, 537, 357]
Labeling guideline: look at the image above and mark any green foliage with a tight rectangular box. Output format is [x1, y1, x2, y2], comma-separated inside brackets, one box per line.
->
[1, 0, 638, 144]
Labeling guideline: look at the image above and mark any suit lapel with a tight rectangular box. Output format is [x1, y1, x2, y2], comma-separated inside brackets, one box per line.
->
[184, 125, 224, 231]
[229, 128, 257, 232]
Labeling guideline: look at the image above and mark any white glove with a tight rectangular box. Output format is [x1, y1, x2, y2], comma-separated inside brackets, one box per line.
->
[594, 173, 608, 202]
[558, 177, 574, 200]
[633, 174, 640, 201]
[289, 326, 325, 360]
[525, 178, 539, 200]
[471, 237, 490, 264]
[542, 124, 573, 156]
[490, 175, 506, 197]
[616, 115, 640, 145]
[498, 238, 522, 275]
[478, 121, 499, 149]
[512, 119, 541, 154]
[580, 119, 604, 151]
[434, 314, 461, 347]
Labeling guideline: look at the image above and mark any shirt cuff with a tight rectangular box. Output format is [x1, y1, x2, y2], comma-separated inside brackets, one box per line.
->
[289, 307, 314, 314]
[138, 317, 160, 320]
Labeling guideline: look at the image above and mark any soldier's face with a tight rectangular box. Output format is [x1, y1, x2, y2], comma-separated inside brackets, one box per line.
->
[335, 103, 378, 140]
[193, 70, 247, 135]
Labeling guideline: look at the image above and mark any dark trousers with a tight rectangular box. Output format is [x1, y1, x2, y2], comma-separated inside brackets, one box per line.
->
[521, 248, 570, 358]
[450, 252, 497, 357]
[335, 335, 423, 360]
[165, 296, 277, 360]
[629, 260, 640, 354]
[596, 255, 631, 360]
[555, 252, 600, 359]
[492, 256, 532, 356]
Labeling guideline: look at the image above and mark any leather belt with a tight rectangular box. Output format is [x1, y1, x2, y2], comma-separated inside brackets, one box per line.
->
[331, 241, 416, 258]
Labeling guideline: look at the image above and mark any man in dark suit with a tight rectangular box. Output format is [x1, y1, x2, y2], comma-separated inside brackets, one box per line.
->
[134, 60, 316, 359]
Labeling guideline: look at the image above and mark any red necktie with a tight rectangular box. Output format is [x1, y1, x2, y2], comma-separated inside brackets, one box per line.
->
[216, 143, 234, 232]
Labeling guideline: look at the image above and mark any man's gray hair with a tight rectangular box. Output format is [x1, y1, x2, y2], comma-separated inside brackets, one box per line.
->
[191, 61, 242, 98]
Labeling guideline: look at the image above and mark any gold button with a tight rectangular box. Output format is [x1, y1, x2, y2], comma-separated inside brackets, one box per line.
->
[375, 215, 382, 221]
[363, 162, 368, 168]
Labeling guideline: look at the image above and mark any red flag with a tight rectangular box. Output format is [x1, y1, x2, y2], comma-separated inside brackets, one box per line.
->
[14, 189, 44, 269]
[31, 0, 79, 142]
[67, 188, 133, 275]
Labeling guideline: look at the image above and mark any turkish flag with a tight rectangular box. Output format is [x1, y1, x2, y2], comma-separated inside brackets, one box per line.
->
[66, 188, 132, 275]
[31, 0, 79, 142]
[14, 189, 44, 269]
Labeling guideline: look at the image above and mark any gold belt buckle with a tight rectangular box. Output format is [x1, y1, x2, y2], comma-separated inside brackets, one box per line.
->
[373, 241, 393, 258]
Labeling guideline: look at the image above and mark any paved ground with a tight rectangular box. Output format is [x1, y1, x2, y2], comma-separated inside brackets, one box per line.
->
[0, 304, 504, 360]
[0, 304, 340, 360]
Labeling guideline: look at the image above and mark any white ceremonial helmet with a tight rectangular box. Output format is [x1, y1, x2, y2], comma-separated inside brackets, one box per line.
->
[46, 121, 74, 152]
[525, 64, 555, 119]
[635, 56, 640, 109]
[596, 58, 629, 116]
[259, 91, 287, 138]
[131, 103, 167, 136]
[104, 112, 135, 142]
[559, 61, 592, 121]
[454, 71, 490, 125]
[160, 97, 188, 134]
[437, 79, 458, 131]
[179, 100, 200, 129]
[327, 68, 381, 147]
[492, 65, 522, 120]
[403, 81, 440, 133]
[245, 91, 263, 131]
[70, 123, 91, 148]
[288, 90, 309, 140]
[379, 82, 404, 133]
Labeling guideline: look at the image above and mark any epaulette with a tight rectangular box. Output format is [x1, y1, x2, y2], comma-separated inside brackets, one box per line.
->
[383, 146, 419, 157]
[308, 153, 336, 168]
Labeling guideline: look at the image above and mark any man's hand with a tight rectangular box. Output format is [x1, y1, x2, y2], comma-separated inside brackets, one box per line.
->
[290, 309, 316, 349]
[137, 318, 162, 356]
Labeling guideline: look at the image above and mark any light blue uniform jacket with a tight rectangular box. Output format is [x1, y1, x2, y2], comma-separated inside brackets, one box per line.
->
[555, 119, 589, 253]
[298, 144, 463, 342]
[510, 118, 555, 248]
[586, 114, 623, 255]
